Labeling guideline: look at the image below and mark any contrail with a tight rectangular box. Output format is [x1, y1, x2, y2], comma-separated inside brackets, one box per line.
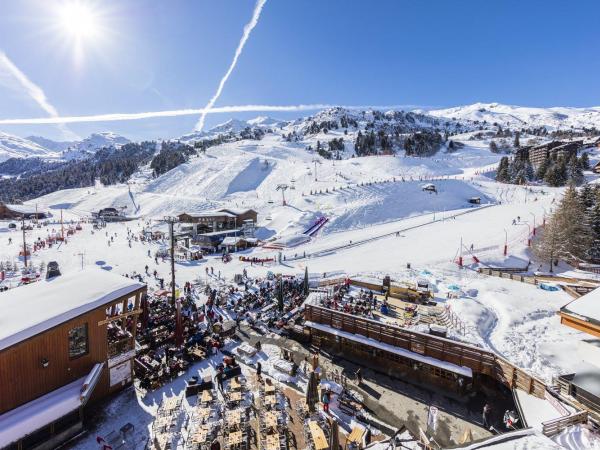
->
[0, 104, 332, 125]
[195, 0, 268, 132]
[0, 103, 425, 125]
[0, 51, 79, 140]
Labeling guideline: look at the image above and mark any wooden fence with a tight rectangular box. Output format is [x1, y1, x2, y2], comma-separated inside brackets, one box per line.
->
[479, 268, 600, 289]
[305, 304, 548, 398]
[542, 411, 588, 436]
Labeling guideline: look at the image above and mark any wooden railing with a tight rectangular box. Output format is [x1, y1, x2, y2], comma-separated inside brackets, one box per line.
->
[305, 304, 548, 398]
[305, 304, 497, 377]
[542, 411, 588, 436]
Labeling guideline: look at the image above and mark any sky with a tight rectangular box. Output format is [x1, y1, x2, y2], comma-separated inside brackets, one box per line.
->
[0, 0, 599, 141]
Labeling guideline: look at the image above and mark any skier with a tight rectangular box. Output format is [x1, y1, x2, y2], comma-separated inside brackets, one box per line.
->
[355, 368, 363, 385]
[256, 361, 262, 382]
[322, 389, 331, 413]
[482, 403, 492, 430]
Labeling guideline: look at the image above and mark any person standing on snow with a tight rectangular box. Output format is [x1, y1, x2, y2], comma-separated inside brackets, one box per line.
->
[482, 403, 492, 430]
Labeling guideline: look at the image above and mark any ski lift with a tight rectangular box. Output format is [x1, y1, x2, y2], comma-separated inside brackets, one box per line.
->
[266, 215, 272, 221]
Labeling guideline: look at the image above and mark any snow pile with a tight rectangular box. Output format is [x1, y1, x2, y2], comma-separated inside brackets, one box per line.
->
[552, 424, 600, 450]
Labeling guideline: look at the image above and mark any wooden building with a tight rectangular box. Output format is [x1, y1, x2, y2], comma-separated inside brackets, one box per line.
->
[528, 140, 582, 170]
[0, 202, 47, 220]
[304, 299, 547, 398]
[558, 289, 600, 417]
[178, 208, 257, 235]
[0, 268, 146, 449]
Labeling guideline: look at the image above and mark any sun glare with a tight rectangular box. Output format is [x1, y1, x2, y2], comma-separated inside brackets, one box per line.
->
[58, 1, 99, 39]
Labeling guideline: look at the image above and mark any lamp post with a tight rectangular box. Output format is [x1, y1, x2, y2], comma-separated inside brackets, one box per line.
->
[163, 216, 178, 306]
[503, 228, 508, 256]
[530, 212, 536, 236]
[542, 207, 547, 226]
[312, 158, 321, 182]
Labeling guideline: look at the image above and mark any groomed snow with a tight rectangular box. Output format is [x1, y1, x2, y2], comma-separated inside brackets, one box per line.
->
[0, 268, 144, 351]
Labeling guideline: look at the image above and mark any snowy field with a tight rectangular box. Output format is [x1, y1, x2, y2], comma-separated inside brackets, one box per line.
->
[1, 130, 598, 450]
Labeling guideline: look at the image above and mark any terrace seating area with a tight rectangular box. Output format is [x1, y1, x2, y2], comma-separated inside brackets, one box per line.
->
[149, 374, 297, 450]
[316, 284, 448, 329]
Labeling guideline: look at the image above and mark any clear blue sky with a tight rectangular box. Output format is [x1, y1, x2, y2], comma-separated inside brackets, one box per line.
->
[1, 0, 599, 141]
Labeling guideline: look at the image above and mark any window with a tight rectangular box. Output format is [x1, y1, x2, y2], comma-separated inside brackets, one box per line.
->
[68, 324, 88, 359]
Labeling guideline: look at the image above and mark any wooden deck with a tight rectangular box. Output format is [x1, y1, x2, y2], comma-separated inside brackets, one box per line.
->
[305, 304, 548, 398]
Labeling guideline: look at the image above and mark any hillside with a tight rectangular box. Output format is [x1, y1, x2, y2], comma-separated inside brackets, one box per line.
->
[0, 132, 59, 162]
[427, 102, 600, 130]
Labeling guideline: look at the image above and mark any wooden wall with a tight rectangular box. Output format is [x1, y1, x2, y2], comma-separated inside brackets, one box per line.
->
[305, 304, 548, 398]
[0, 288, 144, 415]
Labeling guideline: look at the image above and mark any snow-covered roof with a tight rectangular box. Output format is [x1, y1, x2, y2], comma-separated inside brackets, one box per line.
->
[4, 203, 41, 215]
[561, 287, 600, 323]
[571, 362, 600, 399]
[0, 365, 102, 446]
[457, 428, 563, 449]
[180, 210, 236, 218]
[0, 268, 145, 351]
[221, 237, 243, 245]
[218, 208, 256, 215]
[305, 321, 473, 378]
[513, 389, 568, 430]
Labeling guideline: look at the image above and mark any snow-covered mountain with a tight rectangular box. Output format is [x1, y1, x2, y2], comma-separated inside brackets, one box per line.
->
[0, 132, 59, 162]
[62, 132, 130, 159]
[179, 117, 286, 143]
[0, 131, 131, 161]
[26, 136, 76, 153]
[426, 102, 600, 130]
[3, 102, 600, 163]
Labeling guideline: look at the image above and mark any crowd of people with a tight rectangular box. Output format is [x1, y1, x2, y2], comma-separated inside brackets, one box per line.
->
[319, 283, 391, 319]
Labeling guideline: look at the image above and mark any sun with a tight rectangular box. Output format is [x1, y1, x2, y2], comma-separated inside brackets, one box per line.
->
[58, 1, 100, 40]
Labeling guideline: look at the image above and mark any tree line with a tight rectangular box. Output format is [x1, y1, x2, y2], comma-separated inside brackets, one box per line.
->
[496, 152, 588, 187]
[534, 184, 600, 271]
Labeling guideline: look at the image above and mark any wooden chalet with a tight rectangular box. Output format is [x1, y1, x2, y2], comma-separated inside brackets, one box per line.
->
[0, 202, 47, 220]
[178, 208, 257, 235]
[558, 289, 600, 417]
[0, 268, 146, 449]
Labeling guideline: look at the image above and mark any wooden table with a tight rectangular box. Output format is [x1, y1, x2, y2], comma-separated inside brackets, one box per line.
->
[196, 407, 212, 421]
[191, 347, 206, 359]
[264, 383, 276, 394]
[230, 377, 242, 391]
[225, 408, 243, 426]
[162, 396, 179, 411]
[153, 416, 171, 431]
[265, 433, 281, 450]
[228, 391, 242, 402]
[226, 430, 244, 447]
[263, 393, 277, 407]
[308, 421, 328, 450]
[189, 425, 211, 444]
[264, 411, 279, 430]
[200, 390, 213, 403]
[154, 432, 170, 450]
[346, 426, 365, 447]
